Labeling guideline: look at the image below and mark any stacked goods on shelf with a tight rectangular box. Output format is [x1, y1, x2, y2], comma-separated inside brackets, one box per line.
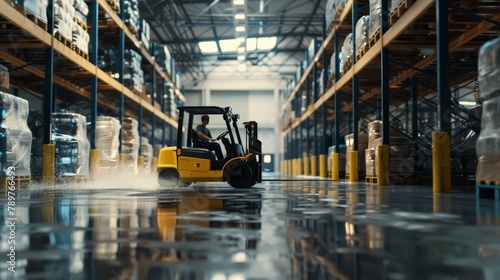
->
[98, 49, 116, 71]
[140, 137, 153, 171]
[345, 133, 368, 177]
[329, 52, 343, 80]
[325, 0, 336, 29]
[341, 33, 353, 72]
[72, 23, 89, 55]
[123, 49, 144, 93]
[365, 120, 415, 179]
[122, 117, 139, 174]
[369, 0, 381, 38]
[72, 0, 88, 27]
[355, 15, 370, 54]
[175, 71, 181, 90]
[0, 92, 32, 177]
[54, 0, 76, 42]
[476, 38, 500, 184]
[123, 0, 140, 35]
[140, 19, 150, 51]
[95, 116, 121, 167]
[154, 44, 172, 76]
[390, 0, 403, 13]
[51, 112, 90, 177]
[165, 85, 178, 119]
[23, 0, 49, 23]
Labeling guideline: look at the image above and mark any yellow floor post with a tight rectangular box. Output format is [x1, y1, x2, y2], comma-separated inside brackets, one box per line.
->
[304, 156, 310, 176]
[349, 151, 359, 182]
[291, 159, 296, 177]
[138, 155, 145, 172]
[289, 160, 293, 178]
[311, 155, 317, 177]
[377, 145, 390, 186]
[432, 132, 451, 193]
[152, 157, 158, 174]
[319, 155, 327, 178]
[332, 153, 339, 180]
[297, 158, 303, 176]
[90, 149, 100, 179]
[42, 144, 55, 186]
[120, 153, 126, 167]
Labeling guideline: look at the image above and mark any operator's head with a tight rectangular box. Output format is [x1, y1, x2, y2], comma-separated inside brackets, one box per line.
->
[201, 115, 210, 124]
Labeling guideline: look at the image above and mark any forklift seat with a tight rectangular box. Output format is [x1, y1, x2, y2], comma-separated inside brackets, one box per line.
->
[192, 129, 205, 148]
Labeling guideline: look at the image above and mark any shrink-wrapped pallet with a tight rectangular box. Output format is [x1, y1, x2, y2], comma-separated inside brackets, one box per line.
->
[0, 92, 32, 177]
[24, 0, 49, 23]
[141, 137, 153, 171]
[365, 148, 376, 176]
[476, 96, 500, 183]
[72, 23, 89, 54]
[122, 117, 140, 174]
[355, 16, 370, 53]
[52, 112, 90, 176]
[341, 33, 353, 71]
[96, 116, 121, 167]
[325, 0, 336, 29]
[478, 38, 500, 101]
[369, 0, 381, 39]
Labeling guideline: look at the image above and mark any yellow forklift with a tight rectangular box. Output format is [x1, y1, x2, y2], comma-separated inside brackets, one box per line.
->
[157, 106, 262, 188]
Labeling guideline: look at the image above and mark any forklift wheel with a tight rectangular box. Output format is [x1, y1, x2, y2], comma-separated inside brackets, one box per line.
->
[158, 168, 180, 188]
[223, 160, 253, 188]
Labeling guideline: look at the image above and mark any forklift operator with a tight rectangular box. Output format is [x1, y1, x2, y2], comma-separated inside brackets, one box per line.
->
[196, 115, 224, 161]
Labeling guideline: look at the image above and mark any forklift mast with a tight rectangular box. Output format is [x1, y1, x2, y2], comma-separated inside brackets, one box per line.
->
[244, 121, 262, 183]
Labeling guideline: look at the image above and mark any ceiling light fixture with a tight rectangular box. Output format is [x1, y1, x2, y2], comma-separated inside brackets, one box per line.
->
[234, 13, 246, 20]
[233, 0, 245, 5]
[237, 46, 245, 53]
[235, 26, 246, 32]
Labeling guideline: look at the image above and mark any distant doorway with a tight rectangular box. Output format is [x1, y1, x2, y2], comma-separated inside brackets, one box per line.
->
[262, 154, 274, 173]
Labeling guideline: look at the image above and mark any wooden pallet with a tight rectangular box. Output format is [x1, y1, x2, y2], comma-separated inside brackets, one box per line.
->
[334, 2, 345, 21]
[56, 175, 89, 184]
[106, 0, 120, 13]
[73, 18, 88, 32]
[356, 44, 369, 61]
[365, 175, 378, 184]
[73, 46, 89, 60]
[369, 28, 381, 48]
[26, 14, 48, 31]
[54, 32, 73, 49]
[1, 176, 31, 188]
[127, 24, 138, 36]
[127, 86, 142, 95]
[476, 182, 500, 201]
[390, 0, 416, 25]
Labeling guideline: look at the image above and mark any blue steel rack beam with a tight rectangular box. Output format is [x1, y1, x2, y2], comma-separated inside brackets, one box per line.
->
[90, 2, 98, 149]
[43, 0, 54, 145]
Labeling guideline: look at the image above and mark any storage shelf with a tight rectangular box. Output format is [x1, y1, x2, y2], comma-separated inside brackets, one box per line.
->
[0, 0, 178, 127]
[282, 0, 499, 135]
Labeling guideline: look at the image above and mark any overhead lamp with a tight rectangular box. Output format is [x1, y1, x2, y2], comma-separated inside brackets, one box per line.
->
[236, 36, 246, 43]
[234, 13, 246, 20]
[235, 25, 246, 32]
[237, 46, 246, 53]
[459, 101, 476, 106]
[233, 0, 245, 5]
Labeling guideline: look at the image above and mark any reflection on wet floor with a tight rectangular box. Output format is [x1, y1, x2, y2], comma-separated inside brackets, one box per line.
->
[1, 178, 500, 280]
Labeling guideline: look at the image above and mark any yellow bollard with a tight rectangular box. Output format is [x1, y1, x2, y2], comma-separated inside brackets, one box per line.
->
[311, 155, 317, 177]
[432, 132, 451, 193]
[349, 151, 359, 182]
[90, 149, 100, 179]
[319, 154, 327, 178]
[332, 153, 339, 180]
[377, 145, 390, 186]
[304, 156, 310, 176]
[42, 144, 55, 186]
[120, 153, 126, 166]
[138, 155, 145, 171]
[297, 158, 303, 176]
[152, 157, 158, 174]
[292, 159, 296, 177]
[287, 160, 292, 178]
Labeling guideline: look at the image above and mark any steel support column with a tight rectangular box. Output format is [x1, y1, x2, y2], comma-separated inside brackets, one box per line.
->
[334, 32, 340, 152]
[437, 0, 451, 133]
[162, 81, 166, 147]
[150, 44, 156, 150]
[313, 42, 319, 157]
[43, 0, 54, 145]
[322, 19, 328, 155]
[379, 0, 391, 186]
[118, 0, 125, 153]
[90, 1, 98, 149]
[411, 78, 418, 143]
[352, 3, 359, 151]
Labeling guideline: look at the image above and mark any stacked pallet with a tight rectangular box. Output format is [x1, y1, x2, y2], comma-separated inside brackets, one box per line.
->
[140, 19, 150, 52]
[341, 33, 353, 73]
[0, 91, 32, 184]
[122, 117, 140, 174]
[51, 112, 90, 177]
[95, 116, 121, 168]
[154, 44, 173, 77]
[140, 137, 153, 171]
[476, 38, 500, 186]
[124, 0, 140, 36]
[355, 15, 370, 60]
[54, 0, 76, 46]
[123, 49, 144, 94]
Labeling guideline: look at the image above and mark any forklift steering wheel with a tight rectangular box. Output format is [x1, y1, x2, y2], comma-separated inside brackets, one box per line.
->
[216, 131, 229, 140]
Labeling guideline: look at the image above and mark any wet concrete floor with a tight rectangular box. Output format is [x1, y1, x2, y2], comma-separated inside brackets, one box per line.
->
[1, 176, 500, 280]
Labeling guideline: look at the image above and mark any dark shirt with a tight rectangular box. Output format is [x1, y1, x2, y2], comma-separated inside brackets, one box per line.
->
[196, 124, 212, 142]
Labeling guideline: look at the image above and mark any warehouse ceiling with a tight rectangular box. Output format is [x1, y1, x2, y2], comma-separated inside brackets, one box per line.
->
[138, 0, 326, 87]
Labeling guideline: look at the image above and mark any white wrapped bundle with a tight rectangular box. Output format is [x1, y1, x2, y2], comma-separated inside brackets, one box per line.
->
[355, 16, 370, 53]
[369, 0, 381, 38]
[72, 23, 89, 54]
[478, 38, 500, 101]
[96, 116, 121, 166]
[476, 96, 500, 183]
[122, 117, 140, 174]
[0, 92, 32, 177]
[52, 112, 90, 176]
[325, 0, 335, 28]
[341, 33, 353, 70]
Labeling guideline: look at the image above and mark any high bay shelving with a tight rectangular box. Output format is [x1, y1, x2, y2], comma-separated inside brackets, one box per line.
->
[281, 0, 499, 188]
[0, 0, 184, 156]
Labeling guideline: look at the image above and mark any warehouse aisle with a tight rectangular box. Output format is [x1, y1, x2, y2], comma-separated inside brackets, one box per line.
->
[1, 178, 499, 279]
